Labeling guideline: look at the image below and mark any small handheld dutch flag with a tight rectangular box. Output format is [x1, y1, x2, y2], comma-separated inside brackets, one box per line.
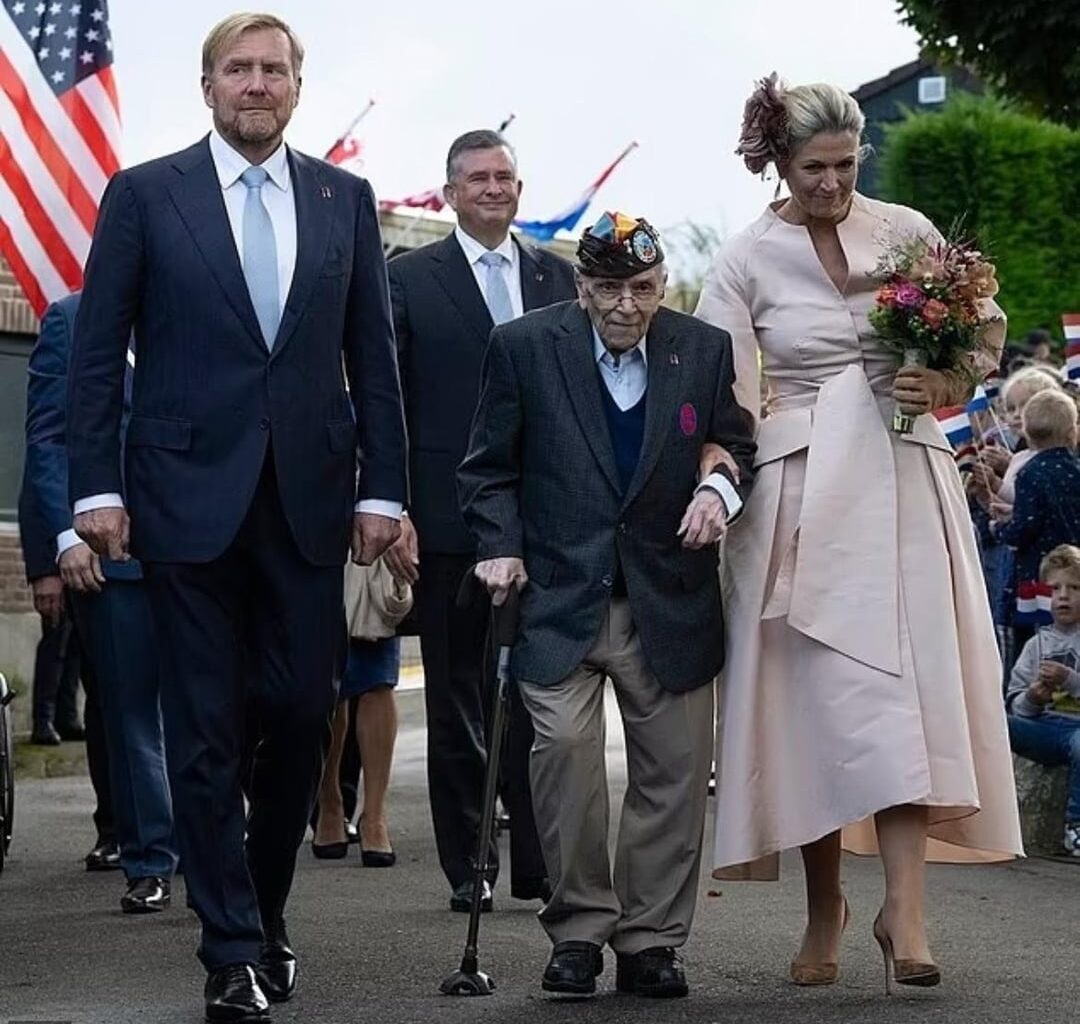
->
[1016, 580, 1054, 626]
[933, 405, 974, 448]
[1064, 314, 1080, 381]
[966, 385, 990, 415]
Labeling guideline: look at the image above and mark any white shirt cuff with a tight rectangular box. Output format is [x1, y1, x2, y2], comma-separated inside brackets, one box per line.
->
[355, 499, 403, 520]
[55, 529, 85, 560]
[74, 493, 124, 515]
[697, 472, 743, 521]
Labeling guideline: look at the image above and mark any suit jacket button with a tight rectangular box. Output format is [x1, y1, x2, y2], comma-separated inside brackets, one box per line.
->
[618, 522, 628, 535]
[259, 417, 270, 430]
[601, 574, 614, 588]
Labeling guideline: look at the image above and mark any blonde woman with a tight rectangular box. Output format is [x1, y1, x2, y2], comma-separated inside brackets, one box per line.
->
[696, 74, 1023, 993]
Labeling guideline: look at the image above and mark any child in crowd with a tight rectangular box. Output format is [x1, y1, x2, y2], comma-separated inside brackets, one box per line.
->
[993, 389, 1080, 657]
[1007, 545, 1080, 856]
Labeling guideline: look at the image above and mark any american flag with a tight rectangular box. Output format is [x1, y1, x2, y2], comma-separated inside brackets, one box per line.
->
[0, 0, 120, 316]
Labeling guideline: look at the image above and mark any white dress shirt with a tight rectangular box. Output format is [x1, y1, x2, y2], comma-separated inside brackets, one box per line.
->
[591, 327, 742, 520]
[454, 226, 524, 320]
[70, 131, 400, 540]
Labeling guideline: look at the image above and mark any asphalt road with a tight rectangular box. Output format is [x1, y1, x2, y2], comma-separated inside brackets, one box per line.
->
[2, 688, 1077, 1024]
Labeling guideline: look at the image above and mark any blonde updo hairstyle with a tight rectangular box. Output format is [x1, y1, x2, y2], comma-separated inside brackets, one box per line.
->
[736, 73, 867, 179]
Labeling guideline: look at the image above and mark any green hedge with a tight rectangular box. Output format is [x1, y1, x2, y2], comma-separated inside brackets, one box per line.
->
[879, 95, 1080, 342]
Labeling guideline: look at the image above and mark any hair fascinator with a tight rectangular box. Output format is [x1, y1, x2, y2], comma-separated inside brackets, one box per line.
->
[735, 72, 789, 176]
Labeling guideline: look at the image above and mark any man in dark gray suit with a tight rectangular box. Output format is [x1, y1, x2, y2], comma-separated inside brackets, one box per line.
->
[385, 130, 575, 911]
[459, 213, 756, 998]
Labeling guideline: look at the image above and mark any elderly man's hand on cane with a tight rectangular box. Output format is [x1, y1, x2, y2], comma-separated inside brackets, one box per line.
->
[474, 558, 528, 606]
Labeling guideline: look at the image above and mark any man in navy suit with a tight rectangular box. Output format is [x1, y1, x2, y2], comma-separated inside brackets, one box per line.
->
[385, 130, 575, 912]
[24, 292, 175, 912]
[66, 13, 407, 1022]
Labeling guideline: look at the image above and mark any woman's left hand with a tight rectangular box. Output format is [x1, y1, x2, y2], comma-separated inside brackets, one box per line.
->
[892, 365, 951, 415]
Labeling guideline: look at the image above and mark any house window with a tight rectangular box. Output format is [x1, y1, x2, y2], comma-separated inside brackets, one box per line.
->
[918, 76, 947, 105]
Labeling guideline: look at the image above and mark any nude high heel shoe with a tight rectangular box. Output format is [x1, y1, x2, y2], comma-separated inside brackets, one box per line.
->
[790, 896, 851, 986]
[872, 910, 941, 995]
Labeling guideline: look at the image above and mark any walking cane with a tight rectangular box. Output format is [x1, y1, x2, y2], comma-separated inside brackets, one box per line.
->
[440, 579, 522, 996]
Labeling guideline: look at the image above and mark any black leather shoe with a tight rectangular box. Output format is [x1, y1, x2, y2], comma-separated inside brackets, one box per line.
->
[345, 820, 359, 844]
[254, 939, 297, 1003]
[511, 876, 553, 902]
[31, 724, 62, 746]
[615, 946, 688, 998]
[56, 722, 86, 741]
[204, 963, 269, 1022]
[542, 941, 604, 994]
[85, 840, 122, 872]
[450, 879, 492, 913]
[121, 875, 170, 914]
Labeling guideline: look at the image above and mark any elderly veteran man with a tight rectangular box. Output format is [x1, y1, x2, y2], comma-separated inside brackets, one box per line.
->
[458, 213, 756, 997]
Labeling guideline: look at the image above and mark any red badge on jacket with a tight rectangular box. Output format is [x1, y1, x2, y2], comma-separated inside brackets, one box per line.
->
[679, 403, 698, 437]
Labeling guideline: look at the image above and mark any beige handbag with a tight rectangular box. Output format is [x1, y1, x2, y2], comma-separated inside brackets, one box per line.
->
[343, 557, 414, 641]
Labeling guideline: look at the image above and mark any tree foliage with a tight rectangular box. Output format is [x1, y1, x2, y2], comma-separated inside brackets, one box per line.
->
[879, 95, 1080, 340]
[896, 0, 1080, 127]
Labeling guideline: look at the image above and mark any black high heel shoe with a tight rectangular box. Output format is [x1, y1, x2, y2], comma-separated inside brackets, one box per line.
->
[311, 839, 348, 860]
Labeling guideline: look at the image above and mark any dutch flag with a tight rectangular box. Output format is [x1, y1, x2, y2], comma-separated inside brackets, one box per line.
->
[967, 385, 990, 415]
[933, 405, 973, 448]
[1064, 313, 1080, 381]
[1016, 580, 1054, 626]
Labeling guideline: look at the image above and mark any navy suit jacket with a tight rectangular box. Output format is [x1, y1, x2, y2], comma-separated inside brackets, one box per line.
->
[389, 234, 576, 554]
[18, 470, 56, 583]
[24, 293, 141, 581]
[67, 136, 408, 567]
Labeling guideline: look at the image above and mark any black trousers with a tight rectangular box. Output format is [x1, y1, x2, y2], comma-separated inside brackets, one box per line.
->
[415, 552, 546, 890]
[144, 458, 341, 970]
[78, 634, 115, 845]
[31, 614, 81, 731]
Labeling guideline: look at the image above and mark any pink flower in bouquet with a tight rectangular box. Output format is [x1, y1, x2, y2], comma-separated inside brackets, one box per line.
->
[921, 298, 949, 329]
[876, 283, 899, 308]
[895, 282, 926, 309]
[909, 254, 948, 284]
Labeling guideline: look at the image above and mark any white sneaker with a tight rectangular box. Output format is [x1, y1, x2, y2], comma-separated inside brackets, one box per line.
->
[1063, 823, 1080, 856]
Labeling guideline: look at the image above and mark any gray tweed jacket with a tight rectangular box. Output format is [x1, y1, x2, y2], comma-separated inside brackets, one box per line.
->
[457, 301, 756, 692]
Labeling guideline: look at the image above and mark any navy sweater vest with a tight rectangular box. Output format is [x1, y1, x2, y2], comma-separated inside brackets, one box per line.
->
[598, 378, 646, 495]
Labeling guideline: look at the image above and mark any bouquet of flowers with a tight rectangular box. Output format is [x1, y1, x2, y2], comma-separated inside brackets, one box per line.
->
[868, 227, 1001, 432]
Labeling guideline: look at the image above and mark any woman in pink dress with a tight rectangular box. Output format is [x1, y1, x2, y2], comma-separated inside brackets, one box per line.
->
[695, 75, 1023, 993]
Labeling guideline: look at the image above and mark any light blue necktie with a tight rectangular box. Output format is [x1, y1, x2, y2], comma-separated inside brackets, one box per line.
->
[240, 166, 280, 349]
[479, 251, 514, 325]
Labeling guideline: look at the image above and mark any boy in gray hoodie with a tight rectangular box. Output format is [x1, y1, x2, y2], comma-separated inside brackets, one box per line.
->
[1007, 544, 1080, 856]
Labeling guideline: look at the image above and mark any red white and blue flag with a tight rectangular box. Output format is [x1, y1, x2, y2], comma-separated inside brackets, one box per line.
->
[514, 141, 638, 241]
[377, 187, 445, 214]
[1063, 313, 1080, 381]
[933, 405, 973, 448]
[325, 98, 374, 174]
[0, 0, 120, 316]
[1016, 580, 1054, 626]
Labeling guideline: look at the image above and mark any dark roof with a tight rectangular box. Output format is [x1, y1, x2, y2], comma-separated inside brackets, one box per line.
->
[851, 58, 932, 102]
[851, 57, 984, 103]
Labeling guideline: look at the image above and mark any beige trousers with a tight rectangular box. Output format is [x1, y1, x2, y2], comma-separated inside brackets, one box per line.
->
[519, 598, 714, 954]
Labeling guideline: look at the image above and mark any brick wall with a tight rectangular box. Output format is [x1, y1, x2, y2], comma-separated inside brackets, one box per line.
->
[0, 256, 39, 335]
[0, 530, 32, 614]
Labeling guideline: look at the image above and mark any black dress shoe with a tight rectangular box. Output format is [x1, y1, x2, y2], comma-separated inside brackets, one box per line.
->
[311, 840, 348, 860]
[615, 946, 688, 998]
[204, 963, 269, 1022]
[345, 820, 359, 844]
[450, 879, 492, 913]
[254, 939, 297, 1003]
[542, 941, 604, 994]
[511, 876, 553, 902]
[85, 840, 122, 872]
[31, 724, 62, 746]
[121, 875, 171, 914]
[56, 722, 86, 741]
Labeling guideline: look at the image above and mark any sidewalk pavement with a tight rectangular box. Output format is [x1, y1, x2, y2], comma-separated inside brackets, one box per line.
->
[1, 687, 1077, 1024]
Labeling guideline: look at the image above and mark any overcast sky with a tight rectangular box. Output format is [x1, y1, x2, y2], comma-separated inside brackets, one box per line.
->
[110, 0, 921, 267]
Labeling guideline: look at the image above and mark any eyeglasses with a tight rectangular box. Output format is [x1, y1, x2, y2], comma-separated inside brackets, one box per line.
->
[588, 280, 662, 305]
